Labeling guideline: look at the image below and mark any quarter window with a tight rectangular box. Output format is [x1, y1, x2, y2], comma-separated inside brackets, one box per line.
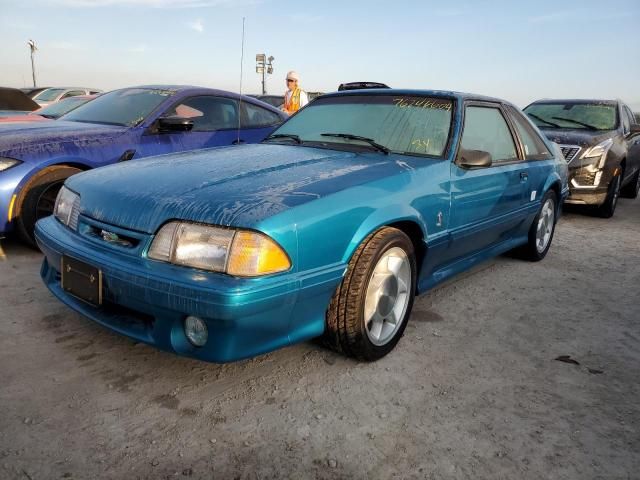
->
[242, 102, 281, 128]
[461, 106, 518, 163]
[506, 106, 552, 160]
[164, 96, 238, 131]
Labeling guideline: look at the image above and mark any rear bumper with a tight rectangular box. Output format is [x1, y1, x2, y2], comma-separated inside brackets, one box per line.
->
[35, 216, 343, 363]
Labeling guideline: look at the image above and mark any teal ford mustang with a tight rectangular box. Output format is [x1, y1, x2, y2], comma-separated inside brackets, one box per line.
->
[35, 89, 569, 362]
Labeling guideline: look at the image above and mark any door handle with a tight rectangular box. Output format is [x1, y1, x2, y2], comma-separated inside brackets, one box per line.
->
[520, 172, 529, 181]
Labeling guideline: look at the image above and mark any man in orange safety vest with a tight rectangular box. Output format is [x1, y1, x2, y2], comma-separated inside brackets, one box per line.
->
[282, 70, 309, 116]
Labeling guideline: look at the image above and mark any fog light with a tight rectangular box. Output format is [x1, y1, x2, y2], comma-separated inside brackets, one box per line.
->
[184, 316, 208, 347]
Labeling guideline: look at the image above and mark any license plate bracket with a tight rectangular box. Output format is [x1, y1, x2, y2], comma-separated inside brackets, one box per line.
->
[61, 256, 103, 306]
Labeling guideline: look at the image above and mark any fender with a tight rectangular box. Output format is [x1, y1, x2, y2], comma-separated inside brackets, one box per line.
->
[12, 156, 93, 199]
[342, 203, 429, 265]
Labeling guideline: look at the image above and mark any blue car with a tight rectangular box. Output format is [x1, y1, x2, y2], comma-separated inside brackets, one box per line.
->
[35, 89, 569, 363]
[0, 85, 286, 245]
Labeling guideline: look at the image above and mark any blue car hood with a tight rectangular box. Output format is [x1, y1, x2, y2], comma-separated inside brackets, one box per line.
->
[0, 120, 128, 159]
[67, 144, 416, 233]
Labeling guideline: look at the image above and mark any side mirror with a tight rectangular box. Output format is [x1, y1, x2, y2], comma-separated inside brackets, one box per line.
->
[457, 149, 492, 169]
[157, 117, 194, 133]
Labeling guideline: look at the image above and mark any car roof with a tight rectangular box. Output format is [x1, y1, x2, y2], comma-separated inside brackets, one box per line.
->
[320, 88, 511, 105]
[528, 98, 618, 105]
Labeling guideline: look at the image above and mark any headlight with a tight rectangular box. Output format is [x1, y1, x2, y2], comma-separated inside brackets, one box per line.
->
[579, 138, 613, 169]
[0, 157, 22, 172]
[148, 221, 291, 277]
[53, 186, 80, 229]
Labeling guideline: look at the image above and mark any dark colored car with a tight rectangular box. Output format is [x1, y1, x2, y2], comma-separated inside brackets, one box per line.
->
[0, 87, 40, 117]
[0, 85, 287, 245]
[20, 87, 51, 99]
[0, 95, 97, 123]
[338, 82, 390, 91]
[524, 99, 640, 217]
[249, 95, 284, 109]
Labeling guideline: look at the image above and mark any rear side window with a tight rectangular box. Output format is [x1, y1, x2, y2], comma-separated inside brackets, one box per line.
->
[506, 106, 552, 160]
[242, 102, 281, 128]
[461, 106, 517, 163]
[165, 96, 238, 131]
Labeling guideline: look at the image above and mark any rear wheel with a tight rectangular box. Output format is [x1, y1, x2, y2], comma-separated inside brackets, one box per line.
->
[324, 227, 417, 361]
[597, 173, 621, 218]
[15, 166, 82, 247]
[620, 169, 640, 199]
[519, 190, 557, 262]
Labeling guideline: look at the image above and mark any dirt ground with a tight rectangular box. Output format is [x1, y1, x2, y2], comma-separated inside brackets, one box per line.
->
[0, 198, 639, 480]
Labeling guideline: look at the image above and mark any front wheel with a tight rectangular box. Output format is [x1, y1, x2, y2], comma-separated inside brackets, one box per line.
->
[597, 173, 621, 218]
[324, 227, 417, 361]
[519, 191, 557, 262]
[15, 166, 82, 247]
[620, 169, 640, 199]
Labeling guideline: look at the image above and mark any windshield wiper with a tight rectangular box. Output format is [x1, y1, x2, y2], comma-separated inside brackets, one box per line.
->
[320, 133, 390, 154]
[551, 116, 598, 130]
[39, 114, 57, 119]
[263, 133, 302, 144]
[526, 113, 561, 128]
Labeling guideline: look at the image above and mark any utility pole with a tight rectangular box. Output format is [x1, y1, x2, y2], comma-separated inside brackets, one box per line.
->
[255, 54, 274, 95]
[27, 39, 37, 87]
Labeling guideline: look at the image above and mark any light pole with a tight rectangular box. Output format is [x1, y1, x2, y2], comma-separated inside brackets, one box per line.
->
[27, 39, 37, 88]
[255, 54, 274, 95]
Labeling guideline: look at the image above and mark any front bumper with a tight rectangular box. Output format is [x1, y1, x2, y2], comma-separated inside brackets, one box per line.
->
[564, 165, 615, 206]
[35, 216, 342, 363]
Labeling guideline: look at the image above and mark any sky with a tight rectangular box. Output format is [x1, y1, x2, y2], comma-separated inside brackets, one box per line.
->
[1, 0, 639, 109]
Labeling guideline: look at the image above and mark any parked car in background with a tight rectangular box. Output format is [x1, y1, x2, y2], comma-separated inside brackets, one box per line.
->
[0, 85, 287, 245]
[0, 87, 40, 117]
[524, 99, 640, 217]
[33, 87, 102, 107]
[20, 87, 51, 99]
[0, 95, 97, 123]
[249, 94, 284, 109]
[338, 82, 390, 91]
[35, 89, 568, 363]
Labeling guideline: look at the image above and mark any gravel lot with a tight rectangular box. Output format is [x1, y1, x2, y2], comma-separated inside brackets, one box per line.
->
[1, 198, 638, 480]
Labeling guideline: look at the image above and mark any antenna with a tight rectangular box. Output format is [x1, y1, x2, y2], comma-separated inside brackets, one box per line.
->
[236, 17, 245, 145]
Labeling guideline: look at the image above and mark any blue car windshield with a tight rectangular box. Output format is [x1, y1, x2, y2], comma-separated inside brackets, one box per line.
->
[60, 88, 174, 127]
[270, 94, 453, 157]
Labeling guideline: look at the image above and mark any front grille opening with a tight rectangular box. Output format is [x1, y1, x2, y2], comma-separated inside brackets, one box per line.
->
[559, 145, 581, 163]
[85, 225, 140, 248]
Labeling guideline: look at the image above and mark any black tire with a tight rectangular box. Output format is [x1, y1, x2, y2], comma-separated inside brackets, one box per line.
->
[519, 190, 557, 262]
[15, 166, 82, 247]
[597, 173, 621, 218]
[620, 169, 640, 199]
[323, 227, 417, 361]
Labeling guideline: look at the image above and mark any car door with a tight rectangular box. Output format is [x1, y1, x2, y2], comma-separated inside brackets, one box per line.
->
[504, 105, 556, 210]
[448, 102, 529, 259]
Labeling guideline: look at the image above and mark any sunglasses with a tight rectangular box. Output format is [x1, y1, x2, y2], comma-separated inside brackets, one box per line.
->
[286, 79, 295, 82]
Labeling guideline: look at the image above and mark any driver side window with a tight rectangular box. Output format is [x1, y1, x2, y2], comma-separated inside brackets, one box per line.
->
[461, 106, 518, 164]
[164, 96, 238, 132]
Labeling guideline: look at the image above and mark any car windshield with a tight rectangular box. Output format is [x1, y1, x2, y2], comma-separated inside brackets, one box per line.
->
[60, 88, 174, 126]
[36, 96, 92, 119]
[35, 88, 65, 101]
[268, 94, 453, 157]
[524, 102, 618, 131]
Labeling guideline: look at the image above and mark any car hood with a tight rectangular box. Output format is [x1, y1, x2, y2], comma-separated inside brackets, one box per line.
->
[538, 128, 616, 148]
[0, 120, 128, 158]
[67, 144, 419, 233]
